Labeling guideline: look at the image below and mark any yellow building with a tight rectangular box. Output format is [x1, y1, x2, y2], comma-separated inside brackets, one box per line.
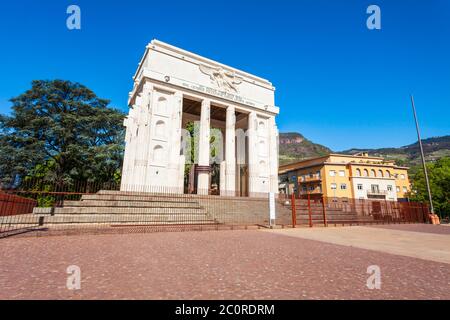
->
[279, 153, 410, 201]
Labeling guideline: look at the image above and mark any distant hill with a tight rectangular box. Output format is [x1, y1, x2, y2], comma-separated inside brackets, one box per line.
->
[279, 133, 450, 167]
[341, 135, 450, 167]
[279, 132, 332, 165]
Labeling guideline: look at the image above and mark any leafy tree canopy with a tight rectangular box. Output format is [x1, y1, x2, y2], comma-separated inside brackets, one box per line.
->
[0, 80, 125, 187]
[408, 156, 450, 218]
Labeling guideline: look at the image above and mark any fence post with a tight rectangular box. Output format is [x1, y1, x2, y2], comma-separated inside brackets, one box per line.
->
[420, 202, 427, 223]
[321, 196, 327, 227]
[307, 193, 313, 228]
[291, 193, 296, 228]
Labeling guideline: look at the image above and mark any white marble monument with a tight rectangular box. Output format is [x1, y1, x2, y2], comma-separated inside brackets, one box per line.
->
[120, 40, 279, 196]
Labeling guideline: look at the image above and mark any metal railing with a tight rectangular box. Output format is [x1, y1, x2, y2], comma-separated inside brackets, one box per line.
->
[0, 178, 290, 237]
[281, 193, 430, 228]
[299, 175, 321, 182]
[0, 178, 431, 238]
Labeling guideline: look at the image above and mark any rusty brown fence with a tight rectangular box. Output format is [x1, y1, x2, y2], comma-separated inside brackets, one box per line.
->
[0, 178, 285, 237]
[0, 193, 37, 217]
[0, 178, 431, 237]
[281, 193, 430, 228]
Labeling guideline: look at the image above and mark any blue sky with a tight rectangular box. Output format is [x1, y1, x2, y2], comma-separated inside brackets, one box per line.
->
[0, 0, 449, 151]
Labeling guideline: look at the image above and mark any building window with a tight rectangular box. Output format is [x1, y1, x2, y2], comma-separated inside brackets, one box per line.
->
[371, 184, 380, 193]
[331, 183, 337, 190]
[370, 169, 376, 177]
[357, 184, 363, 190]
[356, 169, 361, 177]
[386, 170, 391, 178]
[302, 186, 307, 192]
[400, 174, 405, 180]
[387, 185, 393, 191]
[403, 186, 407, 192]
[329, 170, 336, 177]
[156, 96, 167, 114]
[258, 140, 265, 154]
[153, 145, 164, 162]
[155, 120, 165, 137]
[378, 170, 383, 178]
[340, 183, 347, 190]
[258, 121, 265, 132]
[309, 185, 315, 191]
[339, 170, 345, 177]
[363, 169, 369, 177]
[396, 186, 400, 192]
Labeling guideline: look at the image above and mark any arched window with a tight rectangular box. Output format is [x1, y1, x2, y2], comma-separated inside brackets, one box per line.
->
[363, 169, 369, 177]
[355, 169, 361, 177]
[258, 140, 265, 154]
[385, 170, 391, 178]
[378, 169, 383, 178]
[156, 97, 167, 114]
[258, 121, 265, 133]
[153, 145, 163, 162]
[370, 169, 376, 177]
[155, 120, 165, 137]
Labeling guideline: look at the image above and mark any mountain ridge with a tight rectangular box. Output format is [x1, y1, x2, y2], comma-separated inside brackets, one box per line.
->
[279, 132, 450, 167]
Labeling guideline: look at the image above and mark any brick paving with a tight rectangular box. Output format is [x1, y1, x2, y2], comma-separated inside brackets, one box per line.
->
[268, 225, 450, 264]
[364, 223, 450, 235]
[0, 230, 449, 300]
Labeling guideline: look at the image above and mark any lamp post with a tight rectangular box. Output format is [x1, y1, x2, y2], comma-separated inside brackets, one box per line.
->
[410, 95, 434, 214]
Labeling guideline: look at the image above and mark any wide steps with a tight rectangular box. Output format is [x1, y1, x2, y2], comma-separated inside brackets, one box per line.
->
[63, 200, 203, 209]
[81, 194, 200, 203]
[33, 207, 208, 215]
[1, 214, 216, 225]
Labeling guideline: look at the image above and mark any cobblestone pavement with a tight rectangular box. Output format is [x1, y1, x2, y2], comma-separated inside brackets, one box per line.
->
[0, 229, 449, 300]
[268, 225, 450, 264]
[364, 223, 450, 235]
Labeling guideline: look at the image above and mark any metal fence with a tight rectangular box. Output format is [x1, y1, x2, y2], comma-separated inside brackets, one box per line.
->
[282, 193, 430, 228]
[0, 193, 37, 217]
[0, 179, 281, 237]
[0, 179, 430, 238]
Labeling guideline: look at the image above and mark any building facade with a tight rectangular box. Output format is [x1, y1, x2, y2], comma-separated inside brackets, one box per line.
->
[279, 153, 410, 201]
[120, 40, 279, 196]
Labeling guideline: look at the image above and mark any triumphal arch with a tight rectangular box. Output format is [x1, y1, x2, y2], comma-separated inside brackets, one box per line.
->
[120, 40, 279, 197]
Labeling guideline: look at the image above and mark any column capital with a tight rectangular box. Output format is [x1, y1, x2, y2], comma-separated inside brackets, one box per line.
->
[226, 105, 236, 127]
[174, 90, 183, 99]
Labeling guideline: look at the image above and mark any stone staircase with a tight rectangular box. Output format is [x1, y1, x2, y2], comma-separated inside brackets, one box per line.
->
[27, 190, 219, 227]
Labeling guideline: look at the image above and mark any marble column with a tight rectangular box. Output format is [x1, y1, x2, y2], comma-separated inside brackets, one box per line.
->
[133, 82, 152, 191]
[120, 107, 135, 190]
[167, 91, 183, 193]
[225, 106, 236, 196]
[268, 117, 279, 194]
[197, 99, 210, 195]
[247, 111, 258, 197]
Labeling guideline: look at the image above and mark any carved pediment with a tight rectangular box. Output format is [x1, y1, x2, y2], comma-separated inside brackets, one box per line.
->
[199, 64, 243, 93]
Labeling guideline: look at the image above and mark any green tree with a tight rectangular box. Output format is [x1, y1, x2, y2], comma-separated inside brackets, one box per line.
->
[408, 157, 450, 218]
[0, 80, 125, 188]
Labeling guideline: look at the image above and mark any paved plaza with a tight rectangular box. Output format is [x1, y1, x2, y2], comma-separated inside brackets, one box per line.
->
[0, 224, 449, 299]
